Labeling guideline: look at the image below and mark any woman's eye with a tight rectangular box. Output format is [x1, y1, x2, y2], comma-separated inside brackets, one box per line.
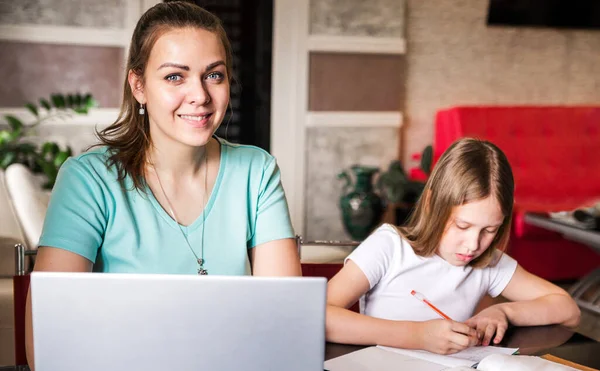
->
[165, 74, 182, 82]
[456, 224, 469, 230]
[485, 229, 498, 234]
[205, 71, 224, 81]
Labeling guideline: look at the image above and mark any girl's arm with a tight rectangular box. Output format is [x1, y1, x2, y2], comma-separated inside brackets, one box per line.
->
[327, 260, 478, 354]
[250, 238, 302, 276]
[467, 265, 580, 346]
[497, 265, 580, 327]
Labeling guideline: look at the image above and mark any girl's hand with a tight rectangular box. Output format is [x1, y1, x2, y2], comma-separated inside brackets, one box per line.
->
[416, 319, 479, 355]
[465, 305, 509, 346]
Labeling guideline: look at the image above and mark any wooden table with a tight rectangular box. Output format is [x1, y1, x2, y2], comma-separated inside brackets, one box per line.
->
[2, 326, 598, 370]
[325, 325, 599, 369]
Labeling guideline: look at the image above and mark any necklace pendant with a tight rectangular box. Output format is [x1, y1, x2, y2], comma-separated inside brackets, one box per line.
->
[198, 267, 208, 275]
[197, 258, 204, 266]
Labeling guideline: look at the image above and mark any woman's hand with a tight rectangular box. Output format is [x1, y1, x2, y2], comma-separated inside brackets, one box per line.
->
[465, 305, 509, 346]
[416, 319, 479, 355]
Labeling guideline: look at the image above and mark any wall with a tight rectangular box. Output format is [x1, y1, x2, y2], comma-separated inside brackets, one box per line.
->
[0, 41, 122, 108]
[402, 0, 600, 162]
[0, 0, 143, 159]
[304, 0, 405, 240]
[0, 0, 128, 108]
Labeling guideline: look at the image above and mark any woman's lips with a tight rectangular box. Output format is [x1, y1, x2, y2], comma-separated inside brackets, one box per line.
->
[179, 113, 213, 127]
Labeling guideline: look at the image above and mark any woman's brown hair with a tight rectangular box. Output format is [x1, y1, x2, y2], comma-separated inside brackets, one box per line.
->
[397, 138, 515, 268]
[94, 0, 233, 191]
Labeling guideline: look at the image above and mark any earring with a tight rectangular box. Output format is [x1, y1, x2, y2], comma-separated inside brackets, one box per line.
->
[139, 103, 145, 115]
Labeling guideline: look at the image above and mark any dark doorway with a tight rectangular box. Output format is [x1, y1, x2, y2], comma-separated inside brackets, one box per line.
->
[191, 0, 273, 151]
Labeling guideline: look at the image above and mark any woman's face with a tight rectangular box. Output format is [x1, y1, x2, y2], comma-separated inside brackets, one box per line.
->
[130, 27, 230, 148]
[437, 196, 505, 266]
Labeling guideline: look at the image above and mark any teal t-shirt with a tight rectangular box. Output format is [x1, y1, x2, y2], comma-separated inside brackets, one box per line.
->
[38, 137, 295, 275]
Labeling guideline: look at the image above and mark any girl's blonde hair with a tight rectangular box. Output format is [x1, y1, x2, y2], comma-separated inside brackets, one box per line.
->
[398, 138, 515, 268]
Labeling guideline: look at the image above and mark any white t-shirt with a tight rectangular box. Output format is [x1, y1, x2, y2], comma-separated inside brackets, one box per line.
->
[346, 224, 518, 322]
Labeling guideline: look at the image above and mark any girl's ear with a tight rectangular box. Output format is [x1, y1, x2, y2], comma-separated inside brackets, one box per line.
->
[128, 70, 145, 104]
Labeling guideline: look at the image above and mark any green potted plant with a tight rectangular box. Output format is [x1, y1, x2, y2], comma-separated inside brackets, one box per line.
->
[0, 93, 97, 188]
[377, 145, 433, 225]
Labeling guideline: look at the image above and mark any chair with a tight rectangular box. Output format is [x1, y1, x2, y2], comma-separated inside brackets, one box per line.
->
[296, 236, 361, 313]
[13, 244, 36, 365]
[0, 170, 26, 366]
[3, 164, 47, 366]
[4, 164, 50, 250]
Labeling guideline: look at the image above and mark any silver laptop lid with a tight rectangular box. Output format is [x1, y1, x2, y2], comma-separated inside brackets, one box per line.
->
[31, 272, 326, 371]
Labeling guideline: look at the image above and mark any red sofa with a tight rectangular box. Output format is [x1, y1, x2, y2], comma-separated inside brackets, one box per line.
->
[435, 106, 600, 281]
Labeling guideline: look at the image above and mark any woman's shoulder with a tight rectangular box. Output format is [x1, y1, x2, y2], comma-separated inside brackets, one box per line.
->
[217, 137, 275, 166]
[59, 147, 118, 183]
[71, 146, 111, 164]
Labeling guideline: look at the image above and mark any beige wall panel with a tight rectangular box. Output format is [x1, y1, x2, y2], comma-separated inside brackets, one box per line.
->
[0, 42, 123, 108]
[309, 53, 405, 112]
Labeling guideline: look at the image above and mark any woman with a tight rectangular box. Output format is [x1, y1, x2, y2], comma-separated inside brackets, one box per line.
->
[26, 1, 301, 367]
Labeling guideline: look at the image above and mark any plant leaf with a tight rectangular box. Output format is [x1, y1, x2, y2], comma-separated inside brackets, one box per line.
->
[0, 151, 16, 169]
[24, 103, 38, 117]
[34, 155, 57, 180]
[0, 130, 12, 145]
[50, 94, 60, 108]
[83, 93, 98, 109]
[57, 94, 66, 108]
[4, 115, 23, 131]
[39, 98, 51, 111]
[67, 94, 75, 108]
[16, 142, 37, 153]
[53, 151, 70, 168]
[41, 141, 60, 157]
[51, 94, 66, 108]
[420, 145, 433, 175]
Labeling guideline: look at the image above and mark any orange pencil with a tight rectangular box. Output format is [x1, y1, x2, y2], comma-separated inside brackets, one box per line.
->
[411, 290, 452, 320]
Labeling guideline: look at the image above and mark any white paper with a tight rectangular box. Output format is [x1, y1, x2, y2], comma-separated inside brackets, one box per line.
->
[324, 346, 449, 371]
[377, 345, 519, 368]
[477, 354, 578, 371]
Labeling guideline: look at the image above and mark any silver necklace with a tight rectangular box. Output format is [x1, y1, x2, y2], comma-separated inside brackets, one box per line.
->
[151, 151, 208, 275]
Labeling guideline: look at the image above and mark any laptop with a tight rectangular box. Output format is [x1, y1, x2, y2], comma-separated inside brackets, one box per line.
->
[30, 272, 326, 371]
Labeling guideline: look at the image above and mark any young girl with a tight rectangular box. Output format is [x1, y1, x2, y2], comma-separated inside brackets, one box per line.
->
[26, 1, 300, 367]
[326, 138, 580, 355]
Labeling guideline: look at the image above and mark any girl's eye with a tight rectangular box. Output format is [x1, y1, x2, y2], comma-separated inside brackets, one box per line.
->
[165, 74, 182, 82]
[456, 224, 469, 230]
[485, 229, 498, 234]
[205, 71, 224, 81]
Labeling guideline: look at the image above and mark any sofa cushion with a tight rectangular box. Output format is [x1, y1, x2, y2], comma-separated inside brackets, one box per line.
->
[512, 212, 562, 239]
[435, 106, 600, 212]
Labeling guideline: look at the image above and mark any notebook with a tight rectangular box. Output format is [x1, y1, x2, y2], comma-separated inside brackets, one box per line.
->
[379, 345, 519, 368]
[324, 345, 518, 371]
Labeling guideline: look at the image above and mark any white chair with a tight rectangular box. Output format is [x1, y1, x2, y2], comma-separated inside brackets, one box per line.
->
[0, 170, 25, 244]
[4, 164, 50, 251]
